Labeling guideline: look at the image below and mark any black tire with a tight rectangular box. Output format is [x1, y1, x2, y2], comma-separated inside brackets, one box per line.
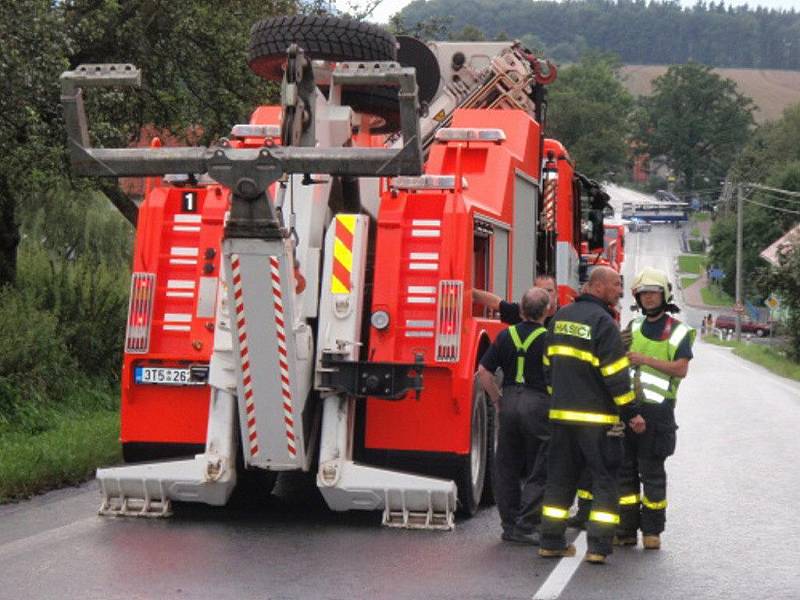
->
[755, 328, 765, 337]
[248, 15, 397, 82]
[480, 373, 500, 507]
[455, 377, 489, 517]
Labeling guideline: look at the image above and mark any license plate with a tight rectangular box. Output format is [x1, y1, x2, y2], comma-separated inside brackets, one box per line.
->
[134, 367, 202, 386]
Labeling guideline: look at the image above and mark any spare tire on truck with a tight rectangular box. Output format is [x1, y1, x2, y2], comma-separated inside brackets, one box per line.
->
[248, 15, 406, 132]
[248, 15, 397, 81]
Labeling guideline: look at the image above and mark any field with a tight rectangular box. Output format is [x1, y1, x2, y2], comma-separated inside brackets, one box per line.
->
[621, 65, 800, 123]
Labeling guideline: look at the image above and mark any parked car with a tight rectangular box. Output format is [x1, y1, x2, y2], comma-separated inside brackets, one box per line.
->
[714, 314, 772, 337]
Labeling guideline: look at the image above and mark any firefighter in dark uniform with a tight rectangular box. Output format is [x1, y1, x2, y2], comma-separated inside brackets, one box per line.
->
[478, 287, 551, 544]
[472, 274, 558, 325]
[538, 266, 646, 564]
[615, 267, 695, 550]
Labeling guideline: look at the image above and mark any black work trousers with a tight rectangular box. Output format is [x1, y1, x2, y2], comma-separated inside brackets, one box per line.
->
[540, 423, 623, 556]
[618, 403, 677, 535]
[494, 386, 550, 535]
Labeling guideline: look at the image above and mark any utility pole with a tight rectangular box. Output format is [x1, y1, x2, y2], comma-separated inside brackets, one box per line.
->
[735, 183, 744, 342]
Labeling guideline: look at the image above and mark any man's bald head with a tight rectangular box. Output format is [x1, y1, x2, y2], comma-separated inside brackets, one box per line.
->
[520, 286, 550, 322]
[584, 266, 622, 306]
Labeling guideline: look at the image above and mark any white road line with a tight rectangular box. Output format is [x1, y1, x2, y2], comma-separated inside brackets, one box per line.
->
[0, 517, 97, 560]
[532, 532, 588, 600]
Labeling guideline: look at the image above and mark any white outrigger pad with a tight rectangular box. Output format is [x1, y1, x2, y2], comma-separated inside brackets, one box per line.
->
[97, 388, 238, 517]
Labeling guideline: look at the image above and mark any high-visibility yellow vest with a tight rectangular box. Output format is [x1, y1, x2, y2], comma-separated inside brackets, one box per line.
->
[630, 317, 695, 405]
[508, 324, 547, 384]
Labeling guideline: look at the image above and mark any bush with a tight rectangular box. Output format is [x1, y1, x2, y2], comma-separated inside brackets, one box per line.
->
[15, 245, 129, 380]
[688, 238, 706, 253]
[0, 286, 76, 426]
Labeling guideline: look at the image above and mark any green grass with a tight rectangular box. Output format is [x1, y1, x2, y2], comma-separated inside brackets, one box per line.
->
[690, 226, 701, 238]
[692, 212, 711, 222]
[702, 336, 800, 382]
[678, 254, 707, 274]
[680, 275, 699, 288]
[700, 284, 734, 307]
[0, 409, 120, 502]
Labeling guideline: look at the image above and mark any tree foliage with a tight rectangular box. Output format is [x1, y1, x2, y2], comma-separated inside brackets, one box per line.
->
[762, 246, 800, 360]
[546, 53, 633, 180]
[0, 0, 297, 418]
[634, 63, 754, 190]
[395, 0, 800, 70]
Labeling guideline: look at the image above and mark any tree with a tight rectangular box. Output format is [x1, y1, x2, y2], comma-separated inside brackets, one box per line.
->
[450, 25, 485, 41]
[762, 247, 800, 360]
[0, 1, 296, 286]
[546, 52, 634, 180]
[634, 63, 754, 190]
[0, 2, 69, 286]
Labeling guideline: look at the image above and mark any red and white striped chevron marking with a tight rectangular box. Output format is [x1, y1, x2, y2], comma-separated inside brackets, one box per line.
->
[270, 256, 297, 457]
[232, 254, 259, 457]
[543, 173, 557, 232]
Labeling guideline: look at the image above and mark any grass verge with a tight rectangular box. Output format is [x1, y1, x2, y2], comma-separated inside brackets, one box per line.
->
[0, 409, 120, 502]
[0, 382, 121, 503]
[700, 284, 734, 307]
[702, 336, 800, 382]
[678, 254, 706, 274]
[680, 275, 699, 288]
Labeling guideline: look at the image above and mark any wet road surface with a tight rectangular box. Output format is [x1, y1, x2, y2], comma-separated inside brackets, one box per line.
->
[2, 225, 799, 599]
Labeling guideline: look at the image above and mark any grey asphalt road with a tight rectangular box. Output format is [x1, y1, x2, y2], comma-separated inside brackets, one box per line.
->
[2, 225, 799, 599]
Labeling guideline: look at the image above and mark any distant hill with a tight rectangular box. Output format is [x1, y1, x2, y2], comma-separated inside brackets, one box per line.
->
[396, 0, 800, 71]
[621, 65, 800, 123]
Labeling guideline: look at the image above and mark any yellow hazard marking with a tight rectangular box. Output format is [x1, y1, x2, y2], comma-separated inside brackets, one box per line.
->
[334, 238, 353, 271]
[331, 274, 349, 295]
[337, 214, 357, 235]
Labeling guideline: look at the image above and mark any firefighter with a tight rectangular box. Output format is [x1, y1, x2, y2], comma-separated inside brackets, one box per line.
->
[478, 287, 551, 544]
[472, 274, 558, 325]
[538, 266, 645, 564]
[615, 267, 695, 550]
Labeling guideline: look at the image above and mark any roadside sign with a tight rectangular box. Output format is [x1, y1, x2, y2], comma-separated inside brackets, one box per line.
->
[766, 295, 780, 310]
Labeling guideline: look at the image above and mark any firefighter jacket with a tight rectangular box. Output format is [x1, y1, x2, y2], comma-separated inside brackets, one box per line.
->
[630, 316, 695, 407]
[544, 294, 637, 425]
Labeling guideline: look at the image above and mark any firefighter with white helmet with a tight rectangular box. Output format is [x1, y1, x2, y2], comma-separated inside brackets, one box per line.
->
[615, 266, 695, 550]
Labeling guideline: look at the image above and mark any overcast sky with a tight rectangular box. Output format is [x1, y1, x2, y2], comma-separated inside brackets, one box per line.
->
[338, 0, 799, 24]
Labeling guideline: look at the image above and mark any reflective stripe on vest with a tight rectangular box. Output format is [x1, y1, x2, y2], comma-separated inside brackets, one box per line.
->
[630, 317, 695, 404]
[508, 324, 547, 384]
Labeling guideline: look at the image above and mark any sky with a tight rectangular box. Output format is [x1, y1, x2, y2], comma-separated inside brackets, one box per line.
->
[336, 0, 800, 24]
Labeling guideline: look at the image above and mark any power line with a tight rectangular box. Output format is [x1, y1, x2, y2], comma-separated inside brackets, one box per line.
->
[744, 197, 800, 215]
[747, 183, 800, 198]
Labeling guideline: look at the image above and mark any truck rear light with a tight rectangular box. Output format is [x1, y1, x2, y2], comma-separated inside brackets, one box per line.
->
[435, 280, 463, 362]
[230, 124, 281, 138]
[391, 175, 468, 191]
[434, 128, 506, 142]
[125, 272, 156, 354]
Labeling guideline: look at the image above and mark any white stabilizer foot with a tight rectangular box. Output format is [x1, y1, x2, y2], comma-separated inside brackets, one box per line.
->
[97, 453, 237, 517]
[317, 460, 456, 531]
